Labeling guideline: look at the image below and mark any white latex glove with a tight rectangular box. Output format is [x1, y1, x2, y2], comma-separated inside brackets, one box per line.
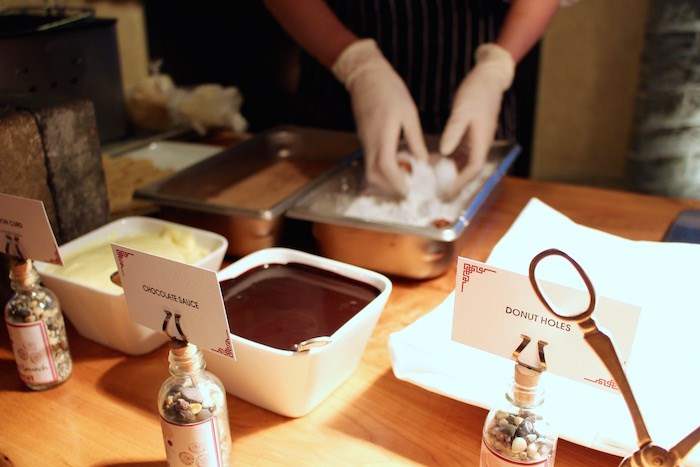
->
[439, 43, 515, 200]
[332, 39, 429, 196]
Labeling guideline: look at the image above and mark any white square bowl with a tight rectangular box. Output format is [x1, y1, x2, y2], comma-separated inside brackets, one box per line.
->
[207, 247, 392, 418]
[34, 216, 228, 355]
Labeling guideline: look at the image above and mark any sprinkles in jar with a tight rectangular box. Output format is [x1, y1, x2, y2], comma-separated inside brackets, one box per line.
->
[158, 342, 231, 466]
[4, 259, 72, 390]
[480, 364, 558, 466]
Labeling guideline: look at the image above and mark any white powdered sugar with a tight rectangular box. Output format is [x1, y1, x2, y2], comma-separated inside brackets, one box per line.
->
[343, 152, 494, 228]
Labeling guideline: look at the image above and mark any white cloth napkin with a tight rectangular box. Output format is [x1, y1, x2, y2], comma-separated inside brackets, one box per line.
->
[388, 198, 700, 464]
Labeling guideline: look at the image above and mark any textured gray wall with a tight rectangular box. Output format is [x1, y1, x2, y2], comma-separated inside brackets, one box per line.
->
[629, 0, 700, 199]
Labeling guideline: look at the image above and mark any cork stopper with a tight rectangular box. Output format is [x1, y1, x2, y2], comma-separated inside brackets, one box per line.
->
[514, 363, 541, 387]
[170, 342, 196, 357]
[169, 342, 202, 374]
[513, 363, 542, 406]
[10, 259, 36, 287]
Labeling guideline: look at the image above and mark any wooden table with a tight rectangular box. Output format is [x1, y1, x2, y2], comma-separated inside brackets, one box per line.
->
[2, 177, 698, 466]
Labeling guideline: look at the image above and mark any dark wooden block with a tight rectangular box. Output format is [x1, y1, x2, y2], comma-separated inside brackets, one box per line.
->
[0, 98, 109, 245]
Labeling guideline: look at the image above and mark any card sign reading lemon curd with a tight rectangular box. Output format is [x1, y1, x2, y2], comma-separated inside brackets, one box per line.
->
[0, 193, 63, 265]
[111, 244, 234, 359]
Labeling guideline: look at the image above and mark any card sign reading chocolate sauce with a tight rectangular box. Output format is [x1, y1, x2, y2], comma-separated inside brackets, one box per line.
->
[111, 244, 235, 359]
[0, 193, 62, 265]
[452, 257, 641, 393]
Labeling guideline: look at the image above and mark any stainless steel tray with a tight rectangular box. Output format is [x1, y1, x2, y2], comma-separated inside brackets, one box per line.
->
[135, 126, 361, 256]
[286, 142, 520, 279]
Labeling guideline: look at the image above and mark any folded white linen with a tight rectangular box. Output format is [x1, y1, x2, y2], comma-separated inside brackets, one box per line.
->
[389, 198, 700, 464]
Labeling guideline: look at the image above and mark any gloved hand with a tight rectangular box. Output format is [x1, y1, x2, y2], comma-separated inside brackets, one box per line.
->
[332, 39, 429, 196]
[439, 43, 515, 200]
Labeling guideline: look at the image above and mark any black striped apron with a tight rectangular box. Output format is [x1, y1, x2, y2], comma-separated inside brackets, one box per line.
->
[290, 0, 517, 141]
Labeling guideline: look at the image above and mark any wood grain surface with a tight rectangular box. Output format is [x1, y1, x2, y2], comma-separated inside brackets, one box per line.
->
[2, 176, 698, 466]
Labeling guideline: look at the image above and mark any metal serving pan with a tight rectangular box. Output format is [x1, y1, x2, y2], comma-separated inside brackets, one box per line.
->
[135, 126, 361, 256]
[286, 141, 520, 279]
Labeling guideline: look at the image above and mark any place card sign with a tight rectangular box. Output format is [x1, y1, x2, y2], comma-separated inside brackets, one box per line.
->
[452, 256, 641, 393]
[112, 244, 234, 359]
[0, 193, 62, 265]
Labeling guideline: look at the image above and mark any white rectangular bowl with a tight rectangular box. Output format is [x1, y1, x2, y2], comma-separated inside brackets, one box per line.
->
[208, 247, 392, 418]
[35, 216, 228, 355]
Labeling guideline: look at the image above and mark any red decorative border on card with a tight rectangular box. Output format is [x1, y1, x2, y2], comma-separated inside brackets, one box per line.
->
[115, 248, 134, 276]
[460, 262, 496, 292]
[213, 333, 234, 359]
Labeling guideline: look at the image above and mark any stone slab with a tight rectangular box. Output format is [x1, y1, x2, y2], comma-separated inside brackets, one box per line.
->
[0, 98, 109, 245]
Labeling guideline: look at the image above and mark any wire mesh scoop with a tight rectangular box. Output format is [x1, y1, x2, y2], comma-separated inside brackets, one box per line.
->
[528, 248, 700, 467]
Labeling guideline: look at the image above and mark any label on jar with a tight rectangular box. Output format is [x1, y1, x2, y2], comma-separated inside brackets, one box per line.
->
[160, 416, 225, 467]
[481, 441, 551, 466]
[6, 321, 59, 385]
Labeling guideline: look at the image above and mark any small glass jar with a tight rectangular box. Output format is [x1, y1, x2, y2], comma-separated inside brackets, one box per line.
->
[4, 259, 72, 390]
[480, 363, 557, 466]
[158, 343, 231, 466]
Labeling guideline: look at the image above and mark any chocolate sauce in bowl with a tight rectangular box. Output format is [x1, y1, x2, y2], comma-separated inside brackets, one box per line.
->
[220, 262, 381, 351]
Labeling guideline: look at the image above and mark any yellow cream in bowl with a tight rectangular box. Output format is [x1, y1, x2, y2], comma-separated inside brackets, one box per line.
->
[48, 227, 210, 293]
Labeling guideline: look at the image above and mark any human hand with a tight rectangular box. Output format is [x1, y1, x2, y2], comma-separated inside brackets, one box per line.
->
[332, 39, 429, 196]
[439, 43, 515, 200]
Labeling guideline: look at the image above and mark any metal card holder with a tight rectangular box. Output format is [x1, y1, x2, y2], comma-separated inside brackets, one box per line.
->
[4, 232, 24, 261]
[512, 334, 547, 373]
[529, 248, 700, 467]
[162, 310, 188, 347]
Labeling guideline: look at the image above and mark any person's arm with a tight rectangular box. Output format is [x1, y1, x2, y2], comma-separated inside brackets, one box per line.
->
[262, 0, 356, 68]
[263, 0, 429, 196]
[496, 0, 560, 63]
[439, 0, 561, 200]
